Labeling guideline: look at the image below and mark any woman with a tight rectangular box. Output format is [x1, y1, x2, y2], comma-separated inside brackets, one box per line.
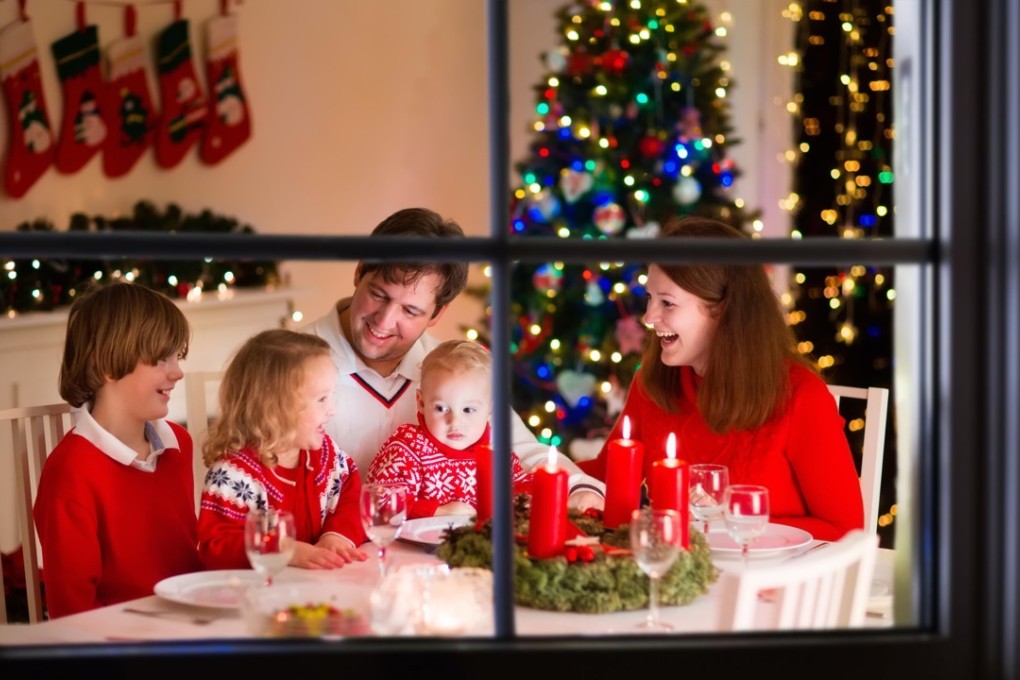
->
[578, 217, 863, 540]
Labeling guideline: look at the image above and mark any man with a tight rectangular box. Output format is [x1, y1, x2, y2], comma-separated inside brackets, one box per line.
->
[304, 207, 605, 509]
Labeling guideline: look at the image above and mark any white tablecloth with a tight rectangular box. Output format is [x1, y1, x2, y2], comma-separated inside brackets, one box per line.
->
[0, 538, 895, 645]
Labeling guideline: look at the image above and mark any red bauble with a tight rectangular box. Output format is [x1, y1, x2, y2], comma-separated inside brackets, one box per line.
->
[638, 135, 665, 158]
[601, 49, 630, 77]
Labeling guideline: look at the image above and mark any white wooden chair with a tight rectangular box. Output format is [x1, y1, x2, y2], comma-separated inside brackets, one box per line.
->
[184, 371, 223, 511]
[827, 385, 890, 534]
[717, 528, 879, 631]
[0, 403, 75, 624]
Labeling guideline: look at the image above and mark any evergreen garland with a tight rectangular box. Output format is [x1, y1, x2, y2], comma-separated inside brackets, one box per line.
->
[436, 494, 718, 614]
[1, 200, 280, 315]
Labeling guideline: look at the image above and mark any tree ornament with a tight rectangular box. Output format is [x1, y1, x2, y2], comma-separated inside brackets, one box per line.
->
[593, 202, 626, 235]
[532, 263, 564, 294]
[51, 23, 110, 173]
[638, 134, 665, 159]
[1, 18, 54, 197]
[626, 221, 660, 239]
[601, 48, 630, 77]
[566, 49, 595, 77]
[154, 18, 207, 168]
[103, 6, 156, 178]
[673, 176, 702, 205]
[530, 190, 561, 222]
[584, 280, 605, 306]
[556, 370, 597, 408]
[559, 169, 593, 203]
[200, 11, 251, 165]
[676, 106, 703, 140]
[614, 316, 647, 355]
[545, 47, 568, 72]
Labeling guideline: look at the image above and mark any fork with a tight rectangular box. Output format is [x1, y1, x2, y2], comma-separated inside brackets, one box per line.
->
[123, 607, 216, 625]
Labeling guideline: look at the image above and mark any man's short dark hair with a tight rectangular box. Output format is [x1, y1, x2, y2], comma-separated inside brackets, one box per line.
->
[362, 207, 470, 314]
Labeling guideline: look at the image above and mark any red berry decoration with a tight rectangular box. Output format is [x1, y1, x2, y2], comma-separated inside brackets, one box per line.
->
[578, 546, 596, 563]
[583, 508, 602, 519]
[565, 546, 579, 563]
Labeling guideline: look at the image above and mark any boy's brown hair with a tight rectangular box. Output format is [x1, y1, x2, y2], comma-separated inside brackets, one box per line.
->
[59, 282, 190, 407]
[203, 329, 331, 467]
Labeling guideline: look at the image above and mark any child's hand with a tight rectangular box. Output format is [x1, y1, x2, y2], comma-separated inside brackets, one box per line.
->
[316, 533, 368, 563]
[435, 501, 474, 516]
[290, 541, 356, 570]
[567, 490, 605, 511]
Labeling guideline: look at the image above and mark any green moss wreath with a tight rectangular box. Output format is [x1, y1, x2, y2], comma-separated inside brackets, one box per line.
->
[436, 495, 719, 614]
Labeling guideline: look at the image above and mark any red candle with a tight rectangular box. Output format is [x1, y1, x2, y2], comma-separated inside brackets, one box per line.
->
[527, 447, 568, 558]
[649, 433, 690, 549]
[603, 415, 645, 528]
[474, 444, 493, 524]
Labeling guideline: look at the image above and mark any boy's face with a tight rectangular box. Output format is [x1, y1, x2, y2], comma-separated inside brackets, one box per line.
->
[101, 353, 184, 422]
[417, 367, 491, 450]
[343, 267, 446, 377]
[293, 354, 337, 452]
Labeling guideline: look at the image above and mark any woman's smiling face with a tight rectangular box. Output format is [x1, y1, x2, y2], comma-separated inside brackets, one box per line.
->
[642, 265, 719, 375]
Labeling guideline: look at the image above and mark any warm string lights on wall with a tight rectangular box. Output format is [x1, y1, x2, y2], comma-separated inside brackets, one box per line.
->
[0, 202, 280, 317]
[465, 0, 758, 453]
[779, 0, 896, 534]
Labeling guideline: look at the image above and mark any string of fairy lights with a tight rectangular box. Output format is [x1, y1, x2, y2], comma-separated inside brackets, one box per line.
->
[778, 0, 897, 532]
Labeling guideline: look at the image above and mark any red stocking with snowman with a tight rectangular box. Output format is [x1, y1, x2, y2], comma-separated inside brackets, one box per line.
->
[200, 2, 251, 165]
[1, 13, 55, 197]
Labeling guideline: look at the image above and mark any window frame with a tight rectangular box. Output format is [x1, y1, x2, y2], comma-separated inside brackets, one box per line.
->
[1, 0, 1017, 676]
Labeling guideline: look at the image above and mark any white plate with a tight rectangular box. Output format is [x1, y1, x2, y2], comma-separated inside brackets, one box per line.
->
[706, 523, 813, 558]
[398, 515, 474, 547]
[154, 570, 265, 609]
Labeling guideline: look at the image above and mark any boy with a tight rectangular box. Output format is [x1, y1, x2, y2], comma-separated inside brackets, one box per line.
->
[33, 282, 203, 617]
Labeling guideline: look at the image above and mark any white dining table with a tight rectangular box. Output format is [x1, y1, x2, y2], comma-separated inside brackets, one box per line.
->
[0, 536, 895, 645]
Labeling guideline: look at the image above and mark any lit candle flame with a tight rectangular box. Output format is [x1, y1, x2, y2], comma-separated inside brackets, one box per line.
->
[546, 445, 558, 470]
[622, 415, 631, 440]
[666, 432, 677, 461]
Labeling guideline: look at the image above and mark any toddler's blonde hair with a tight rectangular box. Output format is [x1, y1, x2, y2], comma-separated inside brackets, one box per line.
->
[203, 329, 331, 467]
[420, 339, 491, 383]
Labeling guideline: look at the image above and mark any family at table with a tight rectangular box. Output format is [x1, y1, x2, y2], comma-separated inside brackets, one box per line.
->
[30, 207, 864, 620]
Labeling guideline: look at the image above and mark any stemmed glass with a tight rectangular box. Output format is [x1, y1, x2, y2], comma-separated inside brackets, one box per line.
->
[722, 484, 770, 564]
[629, 507, 683, 631]
[244, 509, 297, 587]
[689, 463, 729, 535]
[360, 482, 408, 579]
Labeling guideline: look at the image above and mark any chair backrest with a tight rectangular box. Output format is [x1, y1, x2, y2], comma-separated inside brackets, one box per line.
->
[717, 529, 880, 631]
[0, 402, 75, 624]
[827, 385, 889, 534]
[184, 371, 223, 511]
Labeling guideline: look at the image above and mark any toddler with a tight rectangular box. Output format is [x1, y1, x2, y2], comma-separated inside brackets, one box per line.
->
[198, 329, 367, 569]
[368, 339, 531, 519]
[33, 282, 203, 617]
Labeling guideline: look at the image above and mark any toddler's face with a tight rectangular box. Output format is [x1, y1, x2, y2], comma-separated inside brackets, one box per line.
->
[292, 354, 337, 452]
[418, 367, 491, 450]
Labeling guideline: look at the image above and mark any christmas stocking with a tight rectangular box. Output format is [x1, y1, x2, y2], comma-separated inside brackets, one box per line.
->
[103, 11, 157, 178]
[154, 19, 206, 168]
[1, 19, 55, 198]
[51, 25, 111, 174]
[200, 13, 251, 165]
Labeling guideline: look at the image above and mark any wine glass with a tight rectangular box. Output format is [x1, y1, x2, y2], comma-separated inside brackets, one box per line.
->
[244, 509, 297, 587]
[689, 463, 729, 535]
[722, 484, 770, 564]
[629, 507, 683, 631]
[360, 482, 408, 579]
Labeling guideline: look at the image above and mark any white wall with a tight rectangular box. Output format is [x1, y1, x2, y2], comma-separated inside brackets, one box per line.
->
[1, 0, 493, 339]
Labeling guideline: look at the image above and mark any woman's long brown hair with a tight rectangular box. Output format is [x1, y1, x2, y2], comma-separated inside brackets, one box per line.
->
[640, 216, 815, 433]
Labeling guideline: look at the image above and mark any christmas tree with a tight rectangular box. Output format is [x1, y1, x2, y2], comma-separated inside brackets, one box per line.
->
[783, 1, 896, 540]
[481, 0, 759, 453]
